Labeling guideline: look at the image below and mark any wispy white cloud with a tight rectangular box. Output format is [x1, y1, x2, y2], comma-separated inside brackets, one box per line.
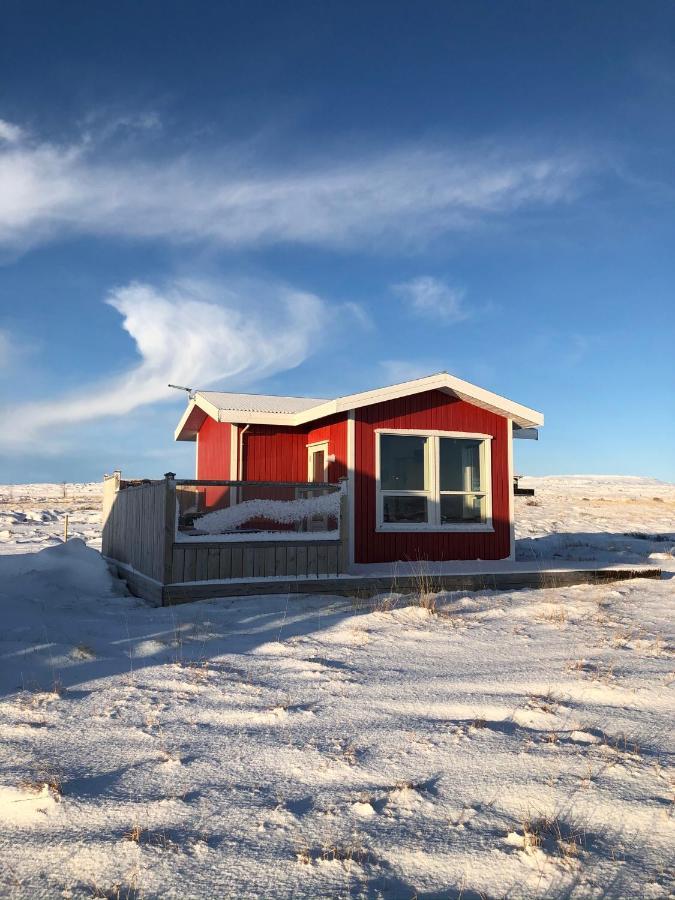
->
[393, 276, 470, 323]
[0, 119, 23, 144]
[379, 359, 442, 384]
[0, 278, 327, 449]
[0, 119, 588, 253]
[0, 329, 11, 368]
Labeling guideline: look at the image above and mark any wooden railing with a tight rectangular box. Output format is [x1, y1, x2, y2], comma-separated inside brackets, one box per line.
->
[102, 474, 349, 600]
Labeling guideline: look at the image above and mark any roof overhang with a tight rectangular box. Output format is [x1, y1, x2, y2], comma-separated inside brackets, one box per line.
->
[174, 399, 208, 441]
[174, 372, 544, 441]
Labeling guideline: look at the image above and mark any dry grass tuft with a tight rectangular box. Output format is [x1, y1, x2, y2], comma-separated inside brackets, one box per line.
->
[566, 659, 616, 682]
[537, 605, 568, 625]
[566, 658, 586, 673]
[20, 767, 62, 799]
[528, 689, 560, 714]
[417, 591, 438, 614]
[123, 824, 144, 844]
[72, 643, 96, 660]
[339, 741, 359, 766]
[602, 731, 642, 758]
[519, 814, 587, 864]
[91, 879, 143, 900]
[296, 842, 371, 870]
[372, 593, 399, 613]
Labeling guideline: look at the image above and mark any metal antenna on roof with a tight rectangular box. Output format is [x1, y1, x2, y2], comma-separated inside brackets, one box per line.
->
[168, 384, 195, 400]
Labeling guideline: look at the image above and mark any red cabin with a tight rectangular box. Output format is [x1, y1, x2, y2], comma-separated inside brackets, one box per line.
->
[174, 372, 543, 567]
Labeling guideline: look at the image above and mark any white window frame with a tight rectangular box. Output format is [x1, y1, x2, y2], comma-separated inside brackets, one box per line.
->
[375, 429, 493, 533]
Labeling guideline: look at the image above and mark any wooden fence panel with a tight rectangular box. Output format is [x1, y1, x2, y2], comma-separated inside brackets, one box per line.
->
[166, 539, 342, 582]
[102, 477, 175, 583]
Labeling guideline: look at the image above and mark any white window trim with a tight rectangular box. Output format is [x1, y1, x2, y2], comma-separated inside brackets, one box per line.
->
[347, 411, 356, 567]
[375, 429, 494, 533]
[306, 440, 329, 482]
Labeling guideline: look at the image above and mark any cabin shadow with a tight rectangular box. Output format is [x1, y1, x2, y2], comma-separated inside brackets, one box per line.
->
[517, 530, 673, 572]
[0, 578, 355, 698]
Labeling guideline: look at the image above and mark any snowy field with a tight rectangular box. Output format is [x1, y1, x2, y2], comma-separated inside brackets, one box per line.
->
[0, 477, 673, 899]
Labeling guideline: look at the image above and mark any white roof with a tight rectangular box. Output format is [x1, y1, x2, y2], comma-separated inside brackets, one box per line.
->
[175, 372, 544, 440]
[197, 390, 327, 415]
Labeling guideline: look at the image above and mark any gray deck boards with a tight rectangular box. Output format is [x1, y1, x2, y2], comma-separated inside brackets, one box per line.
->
[160, 566, 661, 605]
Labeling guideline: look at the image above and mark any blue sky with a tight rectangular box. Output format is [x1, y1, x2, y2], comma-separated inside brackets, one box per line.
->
[1, 0, 673, 483]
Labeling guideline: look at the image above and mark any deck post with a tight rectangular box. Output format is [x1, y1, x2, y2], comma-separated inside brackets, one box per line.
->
[162, 473, 177, 599]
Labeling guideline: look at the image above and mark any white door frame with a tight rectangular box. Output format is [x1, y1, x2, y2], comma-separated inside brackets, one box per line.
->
[307, 440, 329, 482]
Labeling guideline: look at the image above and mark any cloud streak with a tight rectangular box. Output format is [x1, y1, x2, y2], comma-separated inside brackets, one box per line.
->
[394, 276, 471, 323]
[0, 279, 326, 449]
[0, 119, 588, 253]
[0, 329, 11, 368]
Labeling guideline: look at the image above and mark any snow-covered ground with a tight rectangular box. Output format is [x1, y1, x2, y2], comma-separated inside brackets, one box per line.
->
[0, 483, 102, 556]
[0, 477, 673, 899]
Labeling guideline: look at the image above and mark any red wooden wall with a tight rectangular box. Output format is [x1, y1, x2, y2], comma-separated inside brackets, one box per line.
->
[241, 425, 308, 481]
[354, 390, 510, 563]
[193, 414, 349, 483]
[196, 418, 232, 507]
[196, 418, 231, 480]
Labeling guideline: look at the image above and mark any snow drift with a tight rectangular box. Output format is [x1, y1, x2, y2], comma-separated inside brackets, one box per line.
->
[193, 490, 341, 534]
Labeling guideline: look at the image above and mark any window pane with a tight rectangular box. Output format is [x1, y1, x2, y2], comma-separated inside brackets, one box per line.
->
[383, 495, 428, 524]
[439, 438, 483, 492]
[380, 435, 428, 491]
[440, 493, 486, 524]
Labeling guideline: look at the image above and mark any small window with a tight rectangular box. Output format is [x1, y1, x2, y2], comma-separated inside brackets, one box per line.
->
[377, 432, 491, 531]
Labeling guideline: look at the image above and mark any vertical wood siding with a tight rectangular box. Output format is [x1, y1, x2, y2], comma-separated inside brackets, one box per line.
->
[240, 415, 349, 482]
[194, 413, 349, 484]
[354, 390, 510, 563]
[196, 418, 231, 506]
[242, 426, 308, 480]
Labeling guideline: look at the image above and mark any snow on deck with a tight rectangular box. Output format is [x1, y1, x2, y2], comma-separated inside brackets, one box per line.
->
[0, 476, 673, 898]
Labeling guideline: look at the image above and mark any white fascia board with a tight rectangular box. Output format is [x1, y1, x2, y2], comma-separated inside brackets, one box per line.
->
[177, 372, 544, 434]
[192, 393, 223, 423]
[296, 373, 544, 429]
[174, 399, 198, 442]
[211, 408, 299, 426]
[439, 374, 543, 428]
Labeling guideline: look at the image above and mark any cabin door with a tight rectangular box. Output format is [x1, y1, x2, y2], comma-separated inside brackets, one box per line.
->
[306, 442, 329, 531]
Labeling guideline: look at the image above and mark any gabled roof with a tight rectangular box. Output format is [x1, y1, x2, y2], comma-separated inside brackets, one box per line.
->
[174, 372, 544, 441]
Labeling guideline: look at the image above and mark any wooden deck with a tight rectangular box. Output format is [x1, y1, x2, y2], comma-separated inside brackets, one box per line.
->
[157, 563, 661, 604]
[101, 473, 662, 607]
[102, 473, 349, 603]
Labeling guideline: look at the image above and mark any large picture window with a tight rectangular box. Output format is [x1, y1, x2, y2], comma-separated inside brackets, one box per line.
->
[376, 431, 492, 531]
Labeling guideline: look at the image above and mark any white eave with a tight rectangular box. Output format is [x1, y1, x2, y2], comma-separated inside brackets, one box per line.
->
[175, 372, 544, 441]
